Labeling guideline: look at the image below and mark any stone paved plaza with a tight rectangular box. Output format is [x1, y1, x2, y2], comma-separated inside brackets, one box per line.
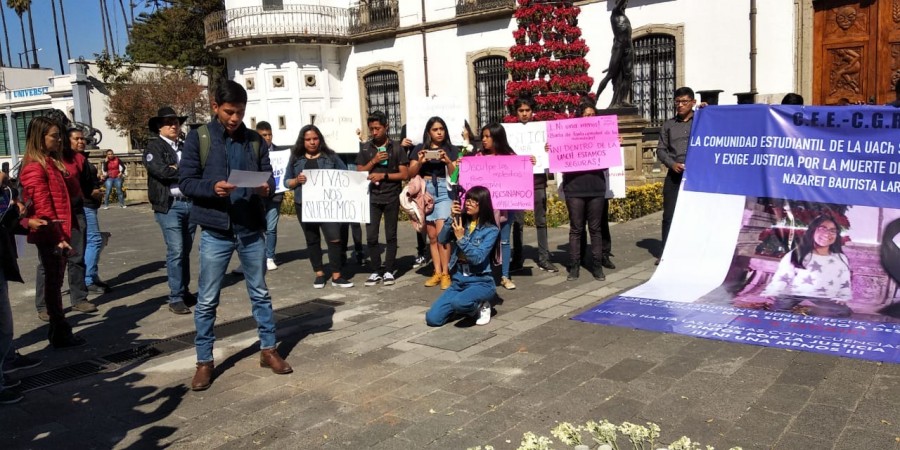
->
[4, 204, 899, 449]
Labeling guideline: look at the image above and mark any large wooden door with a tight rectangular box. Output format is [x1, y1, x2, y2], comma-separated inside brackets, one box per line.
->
[813, 0, 898, 105]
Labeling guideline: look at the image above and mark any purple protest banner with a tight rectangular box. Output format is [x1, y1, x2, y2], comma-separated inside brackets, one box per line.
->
[459, 155, 534, 210]
[547, 115, 622, 173]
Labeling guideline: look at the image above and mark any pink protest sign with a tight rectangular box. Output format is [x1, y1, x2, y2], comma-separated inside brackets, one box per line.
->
[547, 115, 622, 173]
[458, 155, 534, 210]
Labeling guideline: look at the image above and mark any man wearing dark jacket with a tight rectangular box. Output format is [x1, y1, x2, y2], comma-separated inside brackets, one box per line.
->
[178, 81, 292, 392]
[145, 107, 196, 315]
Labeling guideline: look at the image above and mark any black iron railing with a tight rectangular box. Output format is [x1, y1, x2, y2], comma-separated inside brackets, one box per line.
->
[204, 4, 350, 48]
[456, 0, 516, 17]
[348, 0, 399, 36]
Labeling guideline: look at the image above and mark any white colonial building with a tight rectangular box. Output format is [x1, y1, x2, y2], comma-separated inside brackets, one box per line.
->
[206, 0, 894, 177]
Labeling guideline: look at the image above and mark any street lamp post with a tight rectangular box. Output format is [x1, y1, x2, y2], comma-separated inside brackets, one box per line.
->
[18, 48, 42, 68]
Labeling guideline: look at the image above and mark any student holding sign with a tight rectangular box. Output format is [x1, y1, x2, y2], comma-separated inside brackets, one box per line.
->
[284, 125, 352, 289]
[357, 111, 409, 287]
[513, 96, 559, 273]
[477, 123, 521, 290]
[410, 117, 459, 290]
[559, 103, 608, 282]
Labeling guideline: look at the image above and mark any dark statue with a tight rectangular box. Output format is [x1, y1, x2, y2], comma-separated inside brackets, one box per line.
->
[596, 0, 634, 108]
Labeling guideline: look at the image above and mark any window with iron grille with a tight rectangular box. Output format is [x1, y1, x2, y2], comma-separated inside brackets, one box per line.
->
[632, 34, 676, 128]
[363, 70, 402, 139]
[262, 0, 283, 11]
[474, 56, 508, 131]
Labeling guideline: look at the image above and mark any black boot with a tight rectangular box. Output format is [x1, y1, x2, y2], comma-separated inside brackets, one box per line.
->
[566, 265, 580, 281]
[49, 322, 86, 349]
[601, 255, 616, 270]
[591, 267, 606, 282]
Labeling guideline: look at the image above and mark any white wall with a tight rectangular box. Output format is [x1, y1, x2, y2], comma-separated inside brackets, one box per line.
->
[227, 44, 345, 147]
[220, 0, 800, 142]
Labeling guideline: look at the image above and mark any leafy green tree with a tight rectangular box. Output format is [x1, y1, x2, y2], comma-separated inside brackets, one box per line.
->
[126, 0, 224, 78]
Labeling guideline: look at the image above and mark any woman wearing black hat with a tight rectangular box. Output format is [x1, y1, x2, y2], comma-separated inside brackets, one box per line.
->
[144, 106, 197, 315]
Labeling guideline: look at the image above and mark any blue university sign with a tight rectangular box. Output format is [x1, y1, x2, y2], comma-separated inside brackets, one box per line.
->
[10, 86, 48, 98]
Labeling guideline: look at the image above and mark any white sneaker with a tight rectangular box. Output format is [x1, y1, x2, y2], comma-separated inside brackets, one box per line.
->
[383, 272, 395, 286]
[364, 273, 382, 286]
[121, 205, 127, 209]
[102, 206, 109, 210]
[476, 301, 491, 326]
[232, 265, 244, 274]
[266, 258, 278, 271]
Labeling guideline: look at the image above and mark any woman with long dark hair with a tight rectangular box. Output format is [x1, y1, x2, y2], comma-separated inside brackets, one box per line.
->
[477, 123, 520, 290]
[410, 116, 459, 290]
[559, 101, 609, 282]
[18, 116, 85, 347]
[762, 214, 852, 312]
[425, 186, 499, 327]
[284, 125, 352, 288]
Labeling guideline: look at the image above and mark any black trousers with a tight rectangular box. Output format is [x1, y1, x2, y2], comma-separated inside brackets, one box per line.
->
[36, 211, 87, 311]
[580, 197, 612, 263]
[566, 196, 605, 269]
[366, 198, 400, 273]
[661, 171, 683, 251]
[296, 205, 346, 275]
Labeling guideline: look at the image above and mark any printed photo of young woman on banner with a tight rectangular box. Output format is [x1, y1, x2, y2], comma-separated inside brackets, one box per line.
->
[574, 104, 900, 363]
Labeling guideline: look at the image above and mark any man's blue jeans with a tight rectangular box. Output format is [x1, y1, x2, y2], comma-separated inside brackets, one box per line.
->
[425, 273, 495, 326]
[264, 198, 281, 260]
[194, 229, 276, 363]
[83, 207, 103, 286]
[154, 199, 196, 304]
[104, 177, 125, 207]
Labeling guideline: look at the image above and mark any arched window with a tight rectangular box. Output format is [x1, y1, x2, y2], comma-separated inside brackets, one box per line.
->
[473, 55, 507, 130]
[363, 70, 402, 139]
[633, 34, 676, 128]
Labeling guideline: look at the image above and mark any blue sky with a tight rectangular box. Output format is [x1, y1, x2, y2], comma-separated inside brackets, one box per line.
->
[0, 0, 155, 75]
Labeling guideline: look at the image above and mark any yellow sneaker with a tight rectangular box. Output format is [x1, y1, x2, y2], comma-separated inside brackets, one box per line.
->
[440, 273, 452, 290]
[424, 273, 442, 287]
[500, 277, 516, 290]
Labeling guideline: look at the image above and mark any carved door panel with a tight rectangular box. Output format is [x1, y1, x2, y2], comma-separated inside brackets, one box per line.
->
[878, 0, 900, 101]
[813, 1, 878, 105]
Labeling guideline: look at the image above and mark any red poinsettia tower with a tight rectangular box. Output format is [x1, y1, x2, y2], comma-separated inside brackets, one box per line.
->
[505, 0, 594, 122]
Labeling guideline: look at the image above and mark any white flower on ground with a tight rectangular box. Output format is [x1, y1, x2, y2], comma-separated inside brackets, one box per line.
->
[585, 419, 619, 447]
[551, 422, 583, 446]
[518, 432, 553, 450]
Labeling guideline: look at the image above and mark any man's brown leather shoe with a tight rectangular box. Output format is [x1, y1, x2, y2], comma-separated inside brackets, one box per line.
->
[260, 348, 292, 374]
[191, 361, 214, 391]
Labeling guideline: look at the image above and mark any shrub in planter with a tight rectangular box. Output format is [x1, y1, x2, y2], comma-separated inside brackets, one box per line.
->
[608, 182, 663, 223]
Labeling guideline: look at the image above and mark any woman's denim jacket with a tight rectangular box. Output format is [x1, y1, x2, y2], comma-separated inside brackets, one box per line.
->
[283, 153, 348, 204]
[439, 219, 499, 276]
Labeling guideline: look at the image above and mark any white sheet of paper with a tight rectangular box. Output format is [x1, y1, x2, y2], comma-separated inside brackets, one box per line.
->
[227, 170, 271, 188]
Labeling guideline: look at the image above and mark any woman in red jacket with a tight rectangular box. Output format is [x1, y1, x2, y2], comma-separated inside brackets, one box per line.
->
[18, 116, 85, 348]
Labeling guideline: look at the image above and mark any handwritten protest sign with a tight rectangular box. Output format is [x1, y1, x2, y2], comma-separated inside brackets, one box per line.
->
[315, 108, 361, 154]
[606, 146, 626, 199]
[269, 149, 291, 194]
[547, 115, 621, 172]
[301, 169, 370, 223]
[406, 97, 467, 144]
[459, 155, 534, 210]
[502, 122, 547, 174]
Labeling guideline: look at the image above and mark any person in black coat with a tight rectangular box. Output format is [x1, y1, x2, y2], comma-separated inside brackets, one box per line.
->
[144, 106, 197, 315]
